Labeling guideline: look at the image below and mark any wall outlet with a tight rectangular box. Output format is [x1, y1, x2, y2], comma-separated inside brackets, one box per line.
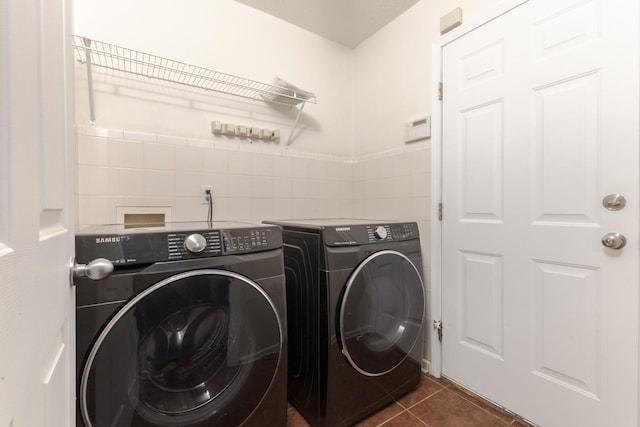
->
[200, 185, 213, 205]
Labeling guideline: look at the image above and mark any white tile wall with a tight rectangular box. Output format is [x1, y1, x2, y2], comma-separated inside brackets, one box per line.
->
[174, 172, 203, 198]
[272, 156, 292, 177]
[291, 158, 310, 178]
[272, 198, 292, 219]
[227, 198, 252, 220]
[75, 126, 431, 360]
[143, 171, 175, 197]
[143, 144, 175, 170]
[77, 195, 110, 225]
[77, 134, 108, 166]
[109, 140, 143, 168]
[251, 176, 273, 198]
[76, 127, 358, 225]
[203, 150, 228, 173]
[123, 130, 157, 143]
[291, 178, 310, 199]
[272, 177, 292, 198]
[175, 147, 204, 172]
[227, 175, 252, 198]
[251, 153, 273, 176]
[351, 142, 432, 362]
[109, 168, 144, 197]
[78, 165, 109, 196]
[228, 151, 249, 173]
[204, 173, 229, 198]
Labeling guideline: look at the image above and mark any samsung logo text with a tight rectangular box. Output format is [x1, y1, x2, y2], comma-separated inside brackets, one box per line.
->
[96, 236, 124, 244]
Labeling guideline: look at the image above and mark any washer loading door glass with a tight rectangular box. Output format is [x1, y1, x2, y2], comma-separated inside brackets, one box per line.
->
[339, 250, 425, 376]
[80, 269, 283, 427]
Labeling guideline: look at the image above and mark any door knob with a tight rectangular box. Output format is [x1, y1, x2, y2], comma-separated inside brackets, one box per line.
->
[69, 257, 114, 285]
[601, 232, 626, 249]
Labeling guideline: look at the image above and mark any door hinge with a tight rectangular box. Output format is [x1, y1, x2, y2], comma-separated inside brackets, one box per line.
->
[433, 320, 443, 342]
[438, 82, 443, 101]
[438, 202, 443, 221]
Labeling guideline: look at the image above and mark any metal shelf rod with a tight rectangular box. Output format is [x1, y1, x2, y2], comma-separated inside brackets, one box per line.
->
[72, 36, 316, 107]
[286, 103, 305, 147]
[72, 36, 316, 145]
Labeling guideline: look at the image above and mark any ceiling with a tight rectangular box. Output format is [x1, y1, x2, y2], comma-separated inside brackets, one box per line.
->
[235, 0, 420, 48]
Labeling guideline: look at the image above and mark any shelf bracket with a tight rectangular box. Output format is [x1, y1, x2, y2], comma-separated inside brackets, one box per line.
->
[81, 37, 96, 125]
[286, 103, 305, 147]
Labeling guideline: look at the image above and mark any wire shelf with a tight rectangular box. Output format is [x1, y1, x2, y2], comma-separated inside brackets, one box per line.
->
[71, 35, 317, 108]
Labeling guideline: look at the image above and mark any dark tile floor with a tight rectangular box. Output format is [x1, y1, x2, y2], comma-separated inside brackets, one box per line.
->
[286, 374, 534, 427]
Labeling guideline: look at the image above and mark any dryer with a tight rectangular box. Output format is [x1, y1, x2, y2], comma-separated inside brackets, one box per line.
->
[263, 219, 425, 427]
[74, 221, 287, 427]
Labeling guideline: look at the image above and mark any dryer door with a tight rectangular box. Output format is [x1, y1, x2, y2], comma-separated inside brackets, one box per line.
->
[338, 250, 425, 376]
[79, 269, 283, 427]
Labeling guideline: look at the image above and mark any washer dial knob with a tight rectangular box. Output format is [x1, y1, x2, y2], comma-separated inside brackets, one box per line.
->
[184, 233, 207, 253]
[374, 226, 388, 240]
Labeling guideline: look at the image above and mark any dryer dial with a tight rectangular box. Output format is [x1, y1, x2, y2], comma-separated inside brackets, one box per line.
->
[184, 233, 207, 253]
[373, 226, 388, 240]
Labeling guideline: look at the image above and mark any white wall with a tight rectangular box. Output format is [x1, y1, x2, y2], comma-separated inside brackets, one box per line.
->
[74, 0, 505, 369]
[74, 0, 353, 157]
[351, 0, 504, 362]
[352, 0, 504, 157]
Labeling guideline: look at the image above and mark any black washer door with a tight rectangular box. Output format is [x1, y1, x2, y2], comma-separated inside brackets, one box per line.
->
[338, 250, 424, 376]
[80, 269, 283, 427]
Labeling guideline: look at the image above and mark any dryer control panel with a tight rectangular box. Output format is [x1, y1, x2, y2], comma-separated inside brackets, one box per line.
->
[323, 222, 419, 246]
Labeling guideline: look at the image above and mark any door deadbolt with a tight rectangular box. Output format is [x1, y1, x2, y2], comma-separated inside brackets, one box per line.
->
[601, 232, 626, 250]
[602, 194, 626, 211]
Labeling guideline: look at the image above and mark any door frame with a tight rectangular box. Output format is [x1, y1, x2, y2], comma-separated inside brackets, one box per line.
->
[429, 0, 532, 378]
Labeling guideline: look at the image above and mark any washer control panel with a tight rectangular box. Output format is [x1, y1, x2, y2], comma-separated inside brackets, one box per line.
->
[221, 228, 271, 253]
[76, 224, 282, 266]
[185, 233, 207, 253]
[168, 228, 278, 260]
[168, 231, 222, 260]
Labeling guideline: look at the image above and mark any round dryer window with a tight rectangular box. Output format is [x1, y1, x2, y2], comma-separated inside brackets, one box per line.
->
[80, 269, 283, 427]
[338, 250, 425, 376]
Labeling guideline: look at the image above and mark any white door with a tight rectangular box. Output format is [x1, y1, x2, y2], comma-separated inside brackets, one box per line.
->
[440, 0, 639, 425]
[0, 0, 75, 426]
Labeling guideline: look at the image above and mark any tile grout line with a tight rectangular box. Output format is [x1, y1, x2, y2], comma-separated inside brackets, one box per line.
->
[400, 386, 450, 426]
[396, 384, 449, 411]
[375, 408, 431, 427]
[447, 386, 515, 426]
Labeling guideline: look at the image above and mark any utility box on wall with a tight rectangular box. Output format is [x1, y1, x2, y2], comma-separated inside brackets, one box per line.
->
[404, 116, 431, 143]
